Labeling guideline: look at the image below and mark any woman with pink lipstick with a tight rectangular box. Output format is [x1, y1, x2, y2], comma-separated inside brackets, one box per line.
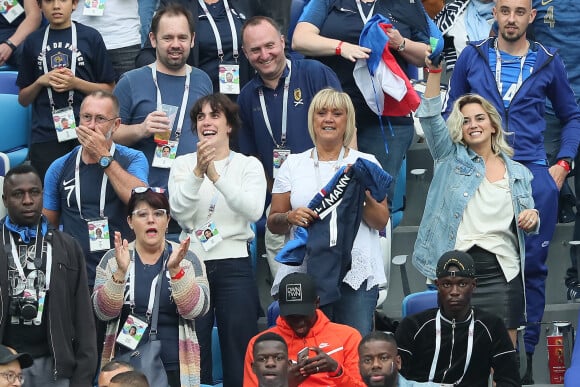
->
[413, 56, 538, 346]
[168, 92, 267, 386]
[92, 187, 210, 386]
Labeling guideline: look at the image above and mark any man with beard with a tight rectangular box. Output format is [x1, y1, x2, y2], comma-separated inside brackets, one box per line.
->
[442, 0, 580, 376]
[358, 331, 411, 387]
[396, 251, 519, 386]
[113, 3, 212, 197]
[251, 332, 289, 387]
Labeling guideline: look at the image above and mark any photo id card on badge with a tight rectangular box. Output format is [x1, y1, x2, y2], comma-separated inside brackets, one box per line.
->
[0, 0, 24, 23]
[152, 140, 178, 169]
[53, 106, 78, 142]
[83, 0, 105, 16]
[195, 221, 222, 252]
[116, 314, 148, 350]
[218, 63, 240, 95]
[88, 218, 110, 252]
[272, 148, 290, 179]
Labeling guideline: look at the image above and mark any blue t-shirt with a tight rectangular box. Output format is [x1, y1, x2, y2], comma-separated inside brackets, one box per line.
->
[488, 47, 537, 109]
[114, 65, 213, 190]
[196, 0, 250, 93]
[43, 144, 149, 286]
[298, 0, 429, 122]
[118, 250, 179, 371]
[532, 0, 580, 110]
[237, 58, 341, 181]
[16, 22, 116, 144]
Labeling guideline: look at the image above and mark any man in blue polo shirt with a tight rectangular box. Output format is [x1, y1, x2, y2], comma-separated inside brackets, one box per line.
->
[238, 15, 341, 279]
[443, 0, 580, 381]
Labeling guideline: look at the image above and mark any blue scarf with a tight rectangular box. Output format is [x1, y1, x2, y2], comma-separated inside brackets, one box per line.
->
[3, 215, 48, 244]
[466, 0, 495, 42]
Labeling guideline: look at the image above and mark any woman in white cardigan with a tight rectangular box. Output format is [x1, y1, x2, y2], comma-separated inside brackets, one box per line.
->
[168, 93, 266, 386]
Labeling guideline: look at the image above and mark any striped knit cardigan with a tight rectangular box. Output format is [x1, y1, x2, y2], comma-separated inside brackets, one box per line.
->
[92, 240, 210, 387]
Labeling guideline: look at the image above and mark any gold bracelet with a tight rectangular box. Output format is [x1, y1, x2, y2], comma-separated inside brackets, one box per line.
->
[111, 272, 124, 284]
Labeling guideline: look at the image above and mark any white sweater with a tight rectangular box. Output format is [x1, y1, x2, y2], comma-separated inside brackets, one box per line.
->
[168, 151, 267, 261]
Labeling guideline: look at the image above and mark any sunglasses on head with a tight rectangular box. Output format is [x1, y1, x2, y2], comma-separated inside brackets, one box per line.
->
[131, 187, 165, 195]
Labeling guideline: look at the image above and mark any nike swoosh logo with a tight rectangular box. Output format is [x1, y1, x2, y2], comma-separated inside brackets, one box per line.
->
[542, 0, 553, 5]
[63, 178, 75, 186]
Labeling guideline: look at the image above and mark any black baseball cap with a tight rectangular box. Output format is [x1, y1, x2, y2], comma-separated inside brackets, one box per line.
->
[278, 273, 317, 316]
[436, 250, 476, 279]
[0, 345, 33, 368]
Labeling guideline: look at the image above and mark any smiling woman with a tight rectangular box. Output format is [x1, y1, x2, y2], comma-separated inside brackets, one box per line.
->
[168, 92, 267, 386]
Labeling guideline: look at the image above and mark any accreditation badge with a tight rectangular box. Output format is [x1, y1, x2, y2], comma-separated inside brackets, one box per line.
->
[195, 220, 222, 252]
[53, 106, 78, 142]
[87, 218, 110, 252]
[116, 314, 148, 350]
[272, 148, 290, 179]
[82, 0, 105, 16]
[0, 0, 24, 23]
[152, 140, 178, 169]
[218, 63, 240, 95]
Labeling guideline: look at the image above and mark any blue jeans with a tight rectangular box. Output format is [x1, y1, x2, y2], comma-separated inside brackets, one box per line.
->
[357, 119, 414, 203]
[196, 257, 260, 387]
[138, 0, 158, 46]
[319, 281, 378, 336]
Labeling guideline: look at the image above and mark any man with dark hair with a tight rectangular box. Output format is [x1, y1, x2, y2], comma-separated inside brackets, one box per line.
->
[98, 360, 134, 387]
[244, 272, 365, 386]
[252, 332, 289, 387]
[396, 251, 519, 386]
[109, 370, 149, 387]
[0, 164, 96, 385]
[358, 331, 411, 387]
[0, 345, 32, 387]
[113, 3, 212, 198]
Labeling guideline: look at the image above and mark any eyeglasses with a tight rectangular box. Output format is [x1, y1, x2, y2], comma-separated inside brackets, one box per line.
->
[132, 209, 168, 219]
[131, 187, 166, 195]
[80, 113, 118, 125]
[0, 371, 24, 384]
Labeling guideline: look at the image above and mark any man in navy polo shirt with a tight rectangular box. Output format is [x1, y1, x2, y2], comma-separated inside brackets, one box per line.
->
[238, 16, 341, 279]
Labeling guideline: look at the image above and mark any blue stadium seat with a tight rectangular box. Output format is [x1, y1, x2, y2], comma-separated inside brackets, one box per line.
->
[0, 152, 9, 218]
[0, 71, 19, 94]
[0, 94, 30, 167]
[401, 290, 438, 318]
[267, 301, 280, 328]
[211, 325, 223, 386]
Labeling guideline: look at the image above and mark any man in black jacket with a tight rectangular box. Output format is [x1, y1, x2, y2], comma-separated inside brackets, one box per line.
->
[0, 164, 96, 386]
[395, 250, 519, 386]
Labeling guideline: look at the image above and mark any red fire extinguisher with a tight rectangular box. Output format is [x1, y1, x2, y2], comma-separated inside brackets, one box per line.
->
[547, 321, 573, 384]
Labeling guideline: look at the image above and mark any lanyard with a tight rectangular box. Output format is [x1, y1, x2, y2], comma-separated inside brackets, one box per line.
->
[197, 0, 239, 62]
[75, 143, 115, 219]
[494, 39, 527, 96]
[151, 62, 191, 143]
[355, 0, 376, 24]
[3, 224, 53, 290]
[205, 151, 234, 220]
[312, 146, 346, 189]
[128, 246, 168, 318]
[429, 309, 475, 385]
[258, 59, 291, 148]
[41, 23, 78, 111]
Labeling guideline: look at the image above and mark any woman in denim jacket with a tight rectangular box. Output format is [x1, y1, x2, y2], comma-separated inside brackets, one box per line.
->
[412, 56, 539, 345]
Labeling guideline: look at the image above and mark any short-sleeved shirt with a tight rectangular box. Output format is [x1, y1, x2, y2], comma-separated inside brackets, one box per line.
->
[298, 0, 429, 123]
[43, 144, 149, 286]
[114, 65, 213, 190]
[237, 58, 341, 181]
[16, 22, 116, 144]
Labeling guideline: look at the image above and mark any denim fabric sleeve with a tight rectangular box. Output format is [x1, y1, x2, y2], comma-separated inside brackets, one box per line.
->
[417, 96, 455, 161]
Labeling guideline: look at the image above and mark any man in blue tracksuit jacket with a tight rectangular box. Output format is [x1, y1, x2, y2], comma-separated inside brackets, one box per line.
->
[442, 0, 580, 382]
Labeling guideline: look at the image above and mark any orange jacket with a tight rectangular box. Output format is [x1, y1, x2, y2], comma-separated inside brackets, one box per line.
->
[243, 310, 365, 386]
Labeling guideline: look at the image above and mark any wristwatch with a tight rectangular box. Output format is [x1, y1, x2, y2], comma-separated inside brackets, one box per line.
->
[397, 38, 406, 52]
[99, 155, 114, 169]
